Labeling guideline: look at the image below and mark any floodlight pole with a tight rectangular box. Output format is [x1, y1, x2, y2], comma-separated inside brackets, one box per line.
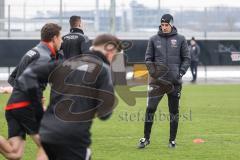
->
[0, 0, 4, 30]
[95, 0, 99, 32]
[7, 4, 10, 37]
[59, 0, 63, 26]
[158, 0, 161, 21]
[23, 2, 26, 32]
[110, 0, 116, 34]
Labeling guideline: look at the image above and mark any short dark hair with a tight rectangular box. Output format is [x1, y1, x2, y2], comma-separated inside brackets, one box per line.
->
[41, 23, 61, 42]
[93, 34, 123, 52]
[69, 15, 81, 28]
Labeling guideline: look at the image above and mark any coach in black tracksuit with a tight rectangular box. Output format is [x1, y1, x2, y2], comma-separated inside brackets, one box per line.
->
[18, 34, 122, 160]
[61, 15, 91, 59]
[138, 14, 190, 149]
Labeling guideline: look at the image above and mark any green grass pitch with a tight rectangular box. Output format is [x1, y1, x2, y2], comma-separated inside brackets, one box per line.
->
[0, 84, 240, 160]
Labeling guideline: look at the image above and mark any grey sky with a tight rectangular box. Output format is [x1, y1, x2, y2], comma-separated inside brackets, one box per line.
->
[136, 0, 240, 8]
[5, 0, 240, 18]
[7, 0, 240, 8]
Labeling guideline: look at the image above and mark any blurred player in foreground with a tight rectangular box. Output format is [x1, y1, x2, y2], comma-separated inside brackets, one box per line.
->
[18, 34, 124, 160]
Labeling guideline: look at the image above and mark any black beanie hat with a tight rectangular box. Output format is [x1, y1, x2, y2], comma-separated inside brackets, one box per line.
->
[161, 14, 174, 26]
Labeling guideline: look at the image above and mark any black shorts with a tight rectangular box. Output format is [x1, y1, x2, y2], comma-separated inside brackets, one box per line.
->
[5, 105, 43, 140]
[41, 143, 91, 160]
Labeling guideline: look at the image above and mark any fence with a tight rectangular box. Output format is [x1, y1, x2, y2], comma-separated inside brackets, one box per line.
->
[1, 1, 240, 39]
[1, 39, 240, 67]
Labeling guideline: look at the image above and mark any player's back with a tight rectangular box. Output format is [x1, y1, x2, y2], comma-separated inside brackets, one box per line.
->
[61, 28, 91, 59]
[40, 51, 115, 147]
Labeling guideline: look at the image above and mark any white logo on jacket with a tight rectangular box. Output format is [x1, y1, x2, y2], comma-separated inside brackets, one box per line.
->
[170, 39, 178, 48]
[26, 50, 37, 57]
[156, 40, 161, 48]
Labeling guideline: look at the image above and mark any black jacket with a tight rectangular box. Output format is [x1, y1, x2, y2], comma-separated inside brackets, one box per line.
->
[8, 49, 39, 87]
[145, 26, 191, 84]
[61, 28, 91, 59]
[8, 42, 56, 108]
[18, 50, 115, 147]
[189, 44, 200, 62]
